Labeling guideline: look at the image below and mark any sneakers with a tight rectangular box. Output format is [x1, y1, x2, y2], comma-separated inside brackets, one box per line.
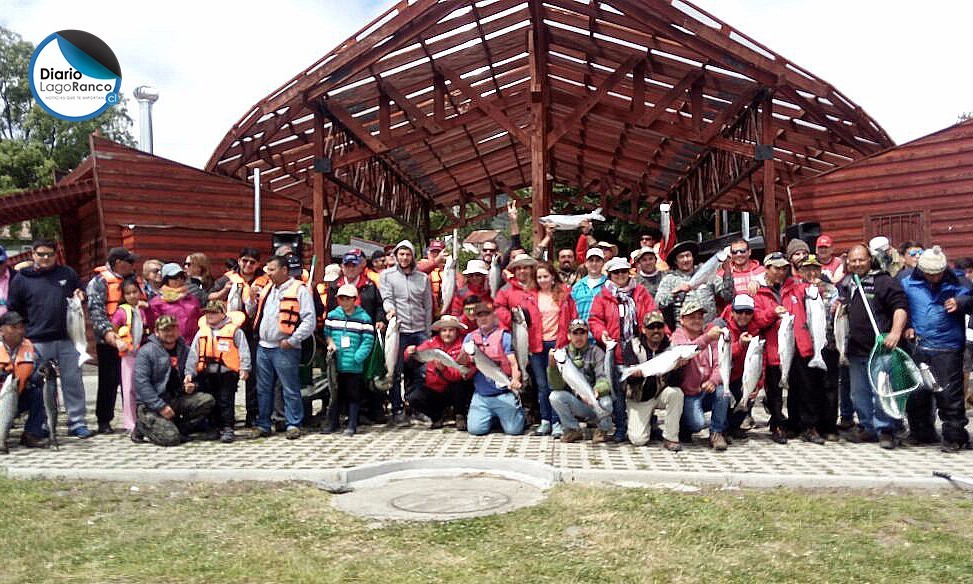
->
[391, 412, 409, 427]
[252, 426, 272, 439]
[342, 427, 356, 437]
[770, 428, 788, 444]
[710, 432, 728, 451]
[740, 415, 755, 431]
[285, 426, 301, 440]
[879, 431, 897, 450]
[533, 420, 553, 436]
[69, 426, 94, 439]
[455, 415, 467, 432]
[551, 422, 563, 439]
[560, 428, 583, 443]
[20, 432, 49, 449]
[663, 439, 682, 452]
[220, 428, 235, 443]
[97, 422, 115, 435]
[801, 428, 826, 445]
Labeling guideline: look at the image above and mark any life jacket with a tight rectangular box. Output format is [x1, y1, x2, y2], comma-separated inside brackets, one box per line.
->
[195, 311, 246, 372]
[470, 327, 512, 376]
[255, 280, 303, 336]
[116, 304, 143, 357]
[315, 283, 329, 328]
[249, 274, 271, 303]
[225, 271, 253, 311]
[93, 266, 124, 317]
[0, 339, 36, 394]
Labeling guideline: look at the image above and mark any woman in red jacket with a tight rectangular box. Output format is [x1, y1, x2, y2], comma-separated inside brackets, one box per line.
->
[589, 257, 659, 441]
[405, 315, 474, 430]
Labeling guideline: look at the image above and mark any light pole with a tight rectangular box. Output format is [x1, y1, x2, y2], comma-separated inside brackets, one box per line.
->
[133, 86, 159, 154]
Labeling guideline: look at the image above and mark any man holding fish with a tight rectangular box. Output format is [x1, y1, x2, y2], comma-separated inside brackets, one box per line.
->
[799, 255, 842, 442]
[7, 239, 92, 439]
[716, 238, 765, 297]
[463, 301, 525, 435]
[405, 315, 474, 430]
[655, 242, 731, 329]
[547, 318, 614, 444]
[0, 311, 50, 453]
[721, 295, 763, 438]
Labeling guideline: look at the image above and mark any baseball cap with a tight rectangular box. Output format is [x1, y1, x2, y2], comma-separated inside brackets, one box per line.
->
[643, 311, 665, 327]
[604, 257, 631, 273]
[816, 234, 834, 248]
[155, 315, 178, 331]
[342, 252, 362, 266]
[763, 252, 789, 268]
[0, 311, 24, 326]
[323, 263, 341, 282]
[801, 254, 822, 268]
[679, 300, 705, 317]
[428, 240, 445, 252]
[868, 236, 891, 254]
[336, 284, 359, 298]
[160, 262, 186, 279]
[731, 294, 755, 312]
[585, 248, 605, 260]
[631, 247, 657, 261]
[569, 318, 589, 332]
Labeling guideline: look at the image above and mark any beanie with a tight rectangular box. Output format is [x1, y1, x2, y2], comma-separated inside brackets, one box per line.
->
[917, 245, 947, 274]
[785, 238, 810, 258]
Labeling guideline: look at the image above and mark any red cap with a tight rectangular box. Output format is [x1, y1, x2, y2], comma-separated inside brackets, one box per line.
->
[428, 240, 445, 251]
[816, 234, 834, 248]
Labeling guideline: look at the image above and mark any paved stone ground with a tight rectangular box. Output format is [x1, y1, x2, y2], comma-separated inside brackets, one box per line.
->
[2, 369, 971, 488]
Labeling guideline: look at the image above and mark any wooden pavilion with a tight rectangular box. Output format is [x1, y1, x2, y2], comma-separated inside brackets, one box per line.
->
[208, 0, 893, 267]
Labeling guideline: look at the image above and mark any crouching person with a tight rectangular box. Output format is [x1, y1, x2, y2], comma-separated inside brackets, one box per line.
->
[323, 284, 375, 436]
[463, 301, 525, 435]
[622, 310, 684, 451]
[186, 301, 251, 443]
[672, 300, 730, 450]
[0, 311, 48, 453]
[546, 318, 613, 444]
[405, 315, 474, 430]
[132, 315, 214, 446]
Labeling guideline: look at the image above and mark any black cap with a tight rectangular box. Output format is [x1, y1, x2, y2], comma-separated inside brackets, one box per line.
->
[107, 247, 137, 266]
[0, 311, 25, 326]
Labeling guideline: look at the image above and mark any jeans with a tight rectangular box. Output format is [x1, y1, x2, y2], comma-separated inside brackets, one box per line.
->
[530, 340, 558, 424]
[907, 346, 969, 445]
[548, 389, 612, 432]
[17, 382, 45, 437]
[256, 346, 303, 431]
[467, 392, 525, 435]
[95, 342, 121, 425]
[681, 386, 730, 434]
[393, 331, 427, 414]
[609, 354, 627, 439]
[33, 339, 86, 430]
[848, 355, 901, 435]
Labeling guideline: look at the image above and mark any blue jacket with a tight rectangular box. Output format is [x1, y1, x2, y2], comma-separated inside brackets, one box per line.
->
[902, 269, 969, 350]
[324, 306, 375, 374]
[7, 265, 81, 342]
[571, 275, 606, 321]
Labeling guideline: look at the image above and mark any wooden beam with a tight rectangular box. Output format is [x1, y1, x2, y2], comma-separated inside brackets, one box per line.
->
[312, 109, 327, 274]
[379, 79, 444, 134]
[546, 56, 640, 147]
[632, 69, 704, 128]
[378, 90, 391, 144]
[321, 99, 388, 153]
[762, 93, 779, 252]
[435, 64, 530, 147]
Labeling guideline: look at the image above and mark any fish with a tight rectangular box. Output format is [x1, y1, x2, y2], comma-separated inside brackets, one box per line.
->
[619, 344, 700, 382]
[440, 255, 456, 317]
[688, 246, 730, 289]
[380, 316, 400, 392]
[0, 375, 17, 454]
[67, 296, 92, 368]
[463, 341, 512, 388]
[604, 339, 618, 385]
[777, 312, 795, 389]
[552, 348, 610, 418]
[414, 348, 471, 377]
[874, 370, 903, 418]
[489, 256, 503, 299]
[41, 361, 59, 450]
[805, 286, 828, 370]
[510, 307, 531, 381]
[919, 363, 944, 393]
[660, 203, 672, 250]
[738, 337, 765, 412]
[539, 207, 606, 230]
[327, 350, 339, 408]
[718, 329, 734, 408]
[227, 282, 243, 312]
[834, 304, 850, 366]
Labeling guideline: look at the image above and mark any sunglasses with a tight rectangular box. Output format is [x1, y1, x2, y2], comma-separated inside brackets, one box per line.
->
[645, 322, 665, 330]
[34, 252, 55, 258]
[731, 249, 749, 255]
[908, 249, 923, 257]
[239, 258, 257, 264]
[609, 270, 628, 275]
[570, 329, 588, 335]
[733, 309, 754, 315]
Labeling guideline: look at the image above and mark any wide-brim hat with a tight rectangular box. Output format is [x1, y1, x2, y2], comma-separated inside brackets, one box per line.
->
[666, 241, 699, 267]
[507, 253, 538, 269]
[432, 315, 468, 331]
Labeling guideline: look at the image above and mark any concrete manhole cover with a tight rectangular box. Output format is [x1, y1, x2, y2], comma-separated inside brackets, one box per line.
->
[333, 473, 547, 521]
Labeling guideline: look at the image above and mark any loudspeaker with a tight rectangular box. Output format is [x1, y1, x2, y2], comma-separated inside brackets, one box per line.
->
[785, 221, 821, 252]
[272, 231, 303, 277]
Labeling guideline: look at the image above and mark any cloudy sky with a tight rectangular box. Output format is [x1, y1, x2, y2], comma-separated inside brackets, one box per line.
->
[3, 0, 971, 170]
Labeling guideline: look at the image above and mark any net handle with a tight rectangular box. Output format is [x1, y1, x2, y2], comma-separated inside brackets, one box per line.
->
[853, 274, 882, 337]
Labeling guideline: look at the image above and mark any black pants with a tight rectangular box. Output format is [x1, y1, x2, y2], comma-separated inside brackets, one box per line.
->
[328, 372, 363, 431]
[243, 333, 258, 425]
[764, 365, 787, 431]
[726, 379, 747, 430]
[817, 348, 840, 435]
[907, 347, 969, 445]
[96, 343, 121, 425]
[785, 355, 821, 432]
[409, 381, 474, 422]
[198, 370, 240, 430]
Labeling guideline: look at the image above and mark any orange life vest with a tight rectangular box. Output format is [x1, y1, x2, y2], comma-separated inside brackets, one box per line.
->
[470, 327, 512, 376]
[93, 266, 124, 317]
[115, 304, 143, 357]
[0, 339, 36, 394]
[225, 271, 253, 306]
[255, 280, 304, 336]
[315, 283, 329, 328]
[195, 311, 246, 372]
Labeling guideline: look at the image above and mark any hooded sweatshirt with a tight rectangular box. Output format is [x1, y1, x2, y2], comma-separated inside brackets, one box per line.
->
[7, 264, 81, 342]
[380, 254, 432, 334]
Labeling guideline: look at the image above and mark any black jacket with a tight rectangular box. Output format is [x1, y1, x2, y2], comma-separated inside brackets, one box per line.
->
[325, 276, 386, 327]
[7, 265, 81, 342]
[838, 270, 908, 358]
[621, 335, 682, 402]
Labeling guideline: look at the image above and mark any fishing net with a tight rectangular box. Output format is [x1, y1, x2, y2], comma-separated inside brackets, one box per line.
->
[867, 334, 921, 419]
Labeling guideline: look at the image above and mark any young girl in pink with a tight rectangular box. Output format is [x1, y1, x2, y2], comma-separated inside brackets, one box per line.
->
[110, 278, 146, 433]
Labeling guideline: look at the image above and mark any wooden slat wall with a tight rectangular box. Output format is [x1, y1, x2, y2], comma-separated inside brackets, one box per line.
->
[791, 120, 973, 259]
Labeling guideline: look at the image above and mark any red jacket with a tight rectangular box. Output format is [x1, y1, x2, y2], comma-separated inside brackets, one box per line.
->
[720, 305, 762, 381]
[494, 278, 544, 354]
[753, 277, 813, 366]
[589, 284, 658, 363]
[448, 281, 493, 331]
[413, 335, 470, 392]
[717, 259, 765, 296]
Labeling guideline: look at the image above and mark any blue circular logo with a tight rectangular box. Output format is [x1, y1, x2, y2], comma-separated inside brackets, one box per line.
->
[28, 30, 122, 122]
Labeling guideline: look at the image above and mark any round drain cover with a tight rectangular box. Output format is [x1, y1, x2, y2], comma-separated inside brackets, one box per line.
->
[390, 489, 511, 514]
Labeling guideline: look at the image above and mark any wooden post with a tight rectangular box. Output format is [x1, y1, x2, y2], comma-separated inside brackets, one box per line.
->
[529, 19, 551, 252]
[761, 94, 779, 252]
[312, 108, 327, 280]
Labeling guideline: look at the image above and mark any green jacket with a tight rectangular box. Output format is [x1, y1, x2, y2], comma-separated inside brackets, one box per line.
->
[547, 343, 611, 397]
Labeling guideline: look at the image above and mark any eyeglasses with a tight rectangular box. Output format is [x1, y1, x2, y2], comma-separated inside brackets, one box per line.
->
[570, 329, 588, 335]
[464, 306, 476, 313]
[645, 323, 665, 330]
[731, 249, 749, 255]
[34, 252, 54, 258]
[908, 249, 923, 257]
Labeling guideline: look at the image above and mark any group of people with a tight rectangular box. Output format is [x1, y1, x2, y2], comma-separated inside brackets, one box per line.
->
[1, 203, 971, 455]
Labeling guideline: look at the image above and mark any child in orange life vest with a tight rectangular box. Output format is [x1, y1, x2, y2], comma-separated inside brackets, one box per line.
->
[185, 300, 251, 443]
[110, 278, 147, 433]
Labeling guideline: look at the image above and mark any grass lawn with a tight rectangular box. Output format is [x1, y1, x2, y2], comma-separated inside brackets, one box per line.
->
[1, 476, 971, 583]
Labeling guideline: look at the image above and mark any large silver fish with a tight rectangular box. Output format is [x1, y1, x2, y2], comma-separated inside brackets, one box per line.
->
[42, 361, 59, 450]
[379, 316, 399, 392]
[604, 339, 617, 385]
[660, 203, 672, 250]
[489, 256, 503, 299]
[738, 337, 765, 412]
[805, 286, 828, 370]
[688, 247, 730, 289]
[552, 348, 610, 418]
[440, 255, 456, 317]
[510, 307, 530, 381]
[718, 329, 734, 408]
[327, 350, 339, 408]
[463, 341, 512, 388]
[874, 370, 903, 419]
[539, 207, 605, 231]
[414, 348, 470, 377]
[777, 312, 795, 389]
[0, 375, 17, 454]
[67, 296, 91, 368]
[619, 344, 700, 382]
[834, 304, 850, 366]
[919, 363, 944, 393]
[227, 282, 244, 312]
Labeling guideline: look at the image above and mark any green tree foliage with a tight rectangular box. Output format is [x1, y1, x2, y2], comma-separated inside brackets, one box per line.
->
[0, 26, 135, 240]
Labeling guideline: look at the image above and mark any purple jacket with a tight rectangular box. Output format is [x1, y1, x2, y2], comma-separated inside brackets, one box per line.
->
[146, 293, 202, 344]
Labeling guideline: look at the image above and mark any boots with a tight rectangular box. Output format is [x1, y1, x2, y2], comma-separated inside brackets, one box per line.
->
[345, 402, 361, 436]
[321, 405, 339, 434]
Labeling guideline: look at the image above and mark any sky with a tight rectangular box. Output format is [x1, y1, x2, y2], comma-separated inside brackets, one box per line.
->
[2, 0, 971, 170]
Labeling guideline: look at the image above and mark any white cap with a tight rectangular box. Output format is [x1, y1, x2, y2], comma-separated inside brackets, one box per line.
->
[604, 257, 631, 273]
[323, 263, 341, 282]
[630, 247, 657, 261]
[585, 248, 605, 260]
[731, 294, 755, 311]
[462, 259, 490, 276]
[336, 284, 358, 298]
[868, 236, 890, 254]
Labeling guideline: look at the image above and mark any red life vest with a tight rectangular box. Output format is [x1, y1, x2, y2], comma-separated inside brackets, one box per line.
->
[470, 327, 512, 376]
[0, 340, 36, 394]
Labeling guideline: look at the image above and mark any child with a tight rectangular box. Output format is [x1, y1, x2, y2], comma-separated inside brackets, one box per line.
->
[185, 300, 251, 443]
[323, 284, 375, 436]
[110, 277, 147, 433]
